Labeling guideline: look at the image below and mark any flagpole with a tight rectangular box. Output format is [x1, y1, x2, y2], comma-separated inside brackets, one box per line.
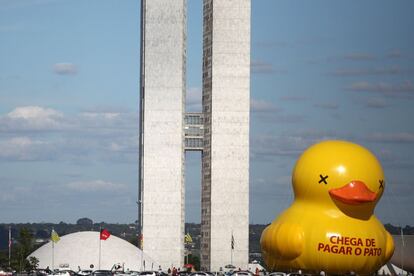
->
[185, 234, 187, 265]
[99, 227, 102, 270]
[231, 230, 234, 266]
[52, 228, 55, 270]
[185, 247, 188, 266]
[8, 226, 11, 267]
[140, 234, 143, 272]
[52, 240, 55, 270]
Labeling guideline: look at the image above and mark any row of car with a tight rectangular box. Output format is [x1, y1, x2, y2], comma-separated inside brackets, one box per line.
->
[31, 270, 304, 276]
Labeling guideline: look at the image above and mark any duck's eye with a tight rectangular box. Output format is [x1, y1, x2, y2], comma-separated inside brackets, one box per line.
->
[319, 174, 329, 185]
[379, 179, 385, 189]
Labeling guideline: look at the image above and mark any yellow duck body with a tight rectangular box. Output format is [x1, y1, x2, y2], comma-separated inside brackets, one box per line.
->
[260, 140, 394, 275]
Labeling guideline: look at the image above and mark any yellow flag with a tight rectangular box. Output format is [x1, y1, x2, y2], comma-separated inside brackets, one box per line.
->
[51, 229, 60, 243]
[184, 233, 192, 244]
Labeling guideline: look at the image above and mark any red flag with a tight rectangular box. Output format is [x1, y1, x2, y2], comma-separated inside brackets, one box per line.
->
[100, 229, 111, 240]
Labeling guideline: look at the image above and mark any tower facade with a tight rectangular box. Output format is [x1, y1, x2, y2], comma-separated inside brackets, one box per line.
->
[139, 0, 250, 271]
[139, 0, 186, 269]
[200, 0, 250, 271]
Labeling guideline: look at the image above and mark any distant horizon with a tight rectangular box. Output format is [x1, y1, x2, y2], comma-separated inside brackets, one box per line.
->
[1, 220, 412, 227]
[1, 0, 413, 225]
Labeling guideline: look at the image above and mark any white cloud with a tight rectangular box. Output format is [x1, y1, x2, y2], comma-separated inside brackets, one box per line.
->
[66, 180, 127, 192]
[7, 106, 62, 120]
[81, 111, 121, 120]
[1, 106, 64, 131]
[0, 106, 138, 163]
[8, 136, 33, 146]
[53, 63, 78, 75]
[108, 136, 138, 154]
[0, 136, 53, 161]
[76, 111, 137, 132]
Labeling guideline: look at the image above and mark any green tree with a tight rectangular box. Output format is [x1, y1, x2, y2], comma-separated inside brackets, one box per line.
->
[0, 251, 9, 269]
[186, 254, 200, 271]
[28, 256, 39, 271]
[15, 227, 34, 272]
[76, 218, 93, 226]
[128, 235, 138, 247]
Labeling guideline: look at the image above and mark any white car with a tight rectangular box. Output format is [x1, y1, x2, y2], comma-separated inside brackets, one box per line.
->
[78, 270, 93, 276]
[229, 271, 254, 276]
[268, 273, 286, 276]
[52, 270, 76, 276]
[189, 272, 213, 276]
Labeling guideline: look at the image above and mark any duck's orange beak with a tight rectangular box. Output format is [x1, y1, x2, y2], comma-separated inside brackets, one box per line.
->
[329, 180, 377, 205]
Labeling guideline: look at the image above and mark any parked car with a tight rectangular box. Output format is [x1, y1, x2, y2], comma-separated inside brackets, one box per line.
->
[77, 271, 92, 276]
[177, 271, 189, 276]
[268, 273, 286, 276]
[139, 271, 167, 276]
[209, 272, 225, 276]
[92, 270, 113, 276]
[229, 271, 254, 276]
[53, 270, 77, 276]
[189, 272, 214, 276]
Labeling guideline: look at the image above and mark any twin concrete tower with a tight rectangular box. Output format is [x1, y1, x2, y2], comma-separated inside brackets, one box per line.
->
[138, 0, 250, 271]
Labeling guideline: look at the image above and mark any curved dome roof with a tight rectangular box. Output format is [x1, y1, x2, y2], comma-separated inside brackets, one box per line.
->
[29, 231, 158, 271]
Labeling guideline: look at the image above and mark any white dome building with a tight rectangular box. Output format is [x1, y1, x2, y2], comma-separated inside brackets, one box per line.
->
[29, 231, 159, 271]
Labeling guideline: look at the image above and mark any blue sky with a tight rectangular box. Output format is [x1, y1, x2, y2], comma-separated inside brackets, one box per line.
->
[0, 0, 413, 226]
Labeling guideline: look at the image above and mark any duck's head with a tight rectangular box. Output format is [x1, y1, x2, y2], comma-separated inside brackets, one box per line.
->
[292, 140, 385, 219]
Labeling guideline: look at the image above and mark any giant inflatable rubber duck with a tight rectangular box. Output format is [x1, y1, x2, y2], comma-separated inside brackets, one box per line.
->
[260, 140, 394, 275]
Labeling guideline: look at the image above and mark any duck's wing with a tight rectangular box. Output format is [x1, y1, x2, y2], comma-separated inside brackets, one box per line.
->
[260, 222, 304, 260]
[384, 230, 395, 262]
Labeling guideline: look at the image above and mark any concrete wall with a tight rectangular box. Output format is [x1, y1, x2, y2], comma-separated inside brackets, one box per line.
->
[140, 0, 186, 270]
[140, 0, 250, 270]
[201, 0, 250, 271]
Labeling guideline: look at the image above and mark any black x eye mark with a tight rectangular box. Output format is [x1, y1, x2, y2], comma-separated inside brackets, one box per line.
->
[379, 179, 385, 189]
[319, 174, 329, 185]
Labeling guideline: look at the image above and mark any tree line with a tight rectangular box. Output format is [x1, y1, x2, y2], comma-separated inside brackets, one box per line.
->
[0, 227, 39, 272]
[0, 219, 412, 271]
